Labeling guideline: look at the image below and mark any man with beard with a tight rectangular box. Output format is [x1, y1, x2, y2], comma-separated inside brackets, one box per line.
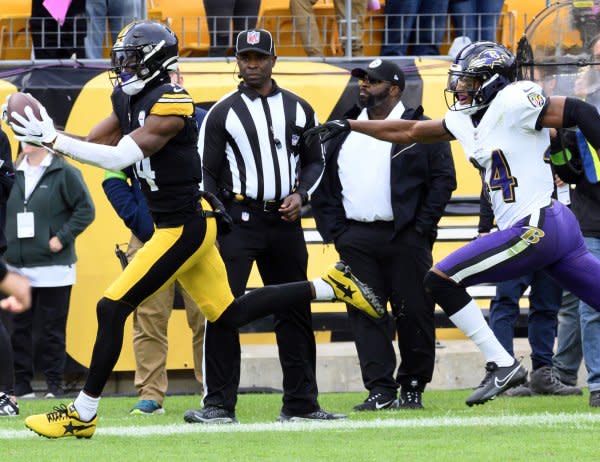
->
[312, 59, 456, 410]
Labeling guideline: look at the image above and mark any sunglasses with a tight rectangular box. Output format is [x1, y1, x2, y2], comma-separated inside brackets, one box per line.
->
[358, 76, 389, 86]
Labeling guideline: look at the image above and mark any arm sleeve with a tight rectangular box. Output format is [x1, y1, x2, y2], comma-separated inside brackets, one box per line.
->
[102, 171, 155, 243]
[296, 110, 325, 197]
[311, 152, 348, 243]
[199, 106, 229, 195]
[562, 97, 600, 150]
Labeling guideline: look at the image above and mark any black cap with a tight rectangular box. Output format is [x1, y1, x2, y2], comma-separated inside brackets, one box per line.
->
[351, 59, 405, 90]
[236, 29, 276, 56]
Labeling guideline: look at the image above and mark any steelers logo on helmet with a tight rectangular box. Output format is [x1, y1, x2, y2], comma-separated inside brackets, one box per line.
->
[445, 41, 516, 115]
[109, 20, 179, 96]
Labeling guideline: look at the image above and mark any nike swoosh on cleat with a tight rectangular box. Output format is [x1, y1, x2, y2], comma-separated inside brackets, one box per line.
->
[494, 365, 521, 389]
[375, 400, 394, 410]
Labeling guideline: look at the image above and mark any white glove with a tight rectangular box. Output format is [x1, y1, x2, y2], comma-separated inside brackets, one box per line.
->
[10, 105, 57, 146]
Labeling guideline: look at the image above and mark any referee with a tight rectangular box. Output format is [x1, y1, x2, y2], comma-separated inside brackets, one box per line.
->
[190, 28, 343, 422]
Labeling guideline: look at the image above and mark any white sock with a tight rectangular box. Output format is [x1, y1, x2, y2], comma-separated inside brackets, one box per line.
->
[449, 300, 514, 367]
[74, 391, 100, 422]
[312, 278, 335, 300]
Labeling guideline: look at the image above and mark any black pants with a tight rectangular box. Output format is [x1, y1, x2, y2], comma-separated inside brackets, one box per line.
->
[0, 310, 14, 395]
[203, 0, 260, 56]
[11, 286, 72, 392]
[204, 202, 319, 414]
[335, 221, 435, 394]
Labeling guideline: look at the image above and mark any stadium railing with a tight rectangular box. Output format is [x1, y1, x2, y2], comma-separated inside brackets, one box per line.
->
[0, 11, 519, 60]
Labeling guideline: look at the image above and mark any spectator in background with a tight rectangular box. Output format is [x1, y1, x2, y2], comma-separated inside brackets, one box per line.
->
[290, 0, 323, 57]
[102, 68, 208, 415]
[0, 127, 18, 416]
[203, 0, 260, 57]
[550, 35, 600, 407]
[334, 0, 368, 56]
[381, 0, 449, 56]
[85, 0, 142, 59]
[449, 0, 505, 43]
[291, 0, 367, 57]
[313, 59, 455, 410]
[30, 0, 87, 59]
[5, 142, 94, 399]
[551, 131, 600, 407]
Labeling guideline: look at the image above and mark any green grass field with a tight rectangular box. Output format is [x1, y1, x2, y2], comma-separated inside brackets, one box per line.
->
[1, 390, 599, 462]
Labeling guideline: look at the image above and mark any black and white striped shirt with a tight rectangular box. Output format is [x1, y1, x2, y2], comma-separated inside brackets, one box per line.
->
[199, 81, 324, 202]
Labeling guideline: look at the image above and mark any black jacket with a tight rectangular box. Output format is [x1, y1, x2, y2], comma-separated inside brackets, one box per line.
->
[312, 105, 456, 244]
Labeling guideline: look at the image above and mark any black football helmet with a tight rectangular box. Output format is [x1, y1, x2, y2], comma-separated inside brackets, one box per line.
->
[445, 41, 517, 115]
[110, 20, 179, 96]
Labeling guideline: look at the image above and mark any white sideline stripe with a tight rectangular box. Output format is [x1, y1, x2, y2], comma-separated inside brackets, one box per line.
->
[4, 413, 600, 439]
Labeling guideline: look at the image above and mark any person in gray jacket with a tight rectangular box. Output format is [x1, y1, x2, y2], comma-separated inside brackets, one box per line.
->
[5, 143, 94, 399]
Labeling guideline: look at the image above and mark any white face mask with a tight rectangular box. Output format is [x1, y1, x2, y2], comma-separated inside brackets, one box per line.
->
[453, 100, 489, 115]
[121, 75, 146, 95]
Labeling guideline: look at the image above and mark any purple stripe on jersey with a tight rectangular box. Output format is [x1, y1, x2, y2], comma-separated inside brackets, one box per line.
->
[436, 201, 600, 309]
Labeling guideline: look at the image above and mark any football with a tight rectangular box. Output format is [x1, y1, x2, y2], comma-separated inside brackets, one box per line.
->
[5, 92, 42, 129]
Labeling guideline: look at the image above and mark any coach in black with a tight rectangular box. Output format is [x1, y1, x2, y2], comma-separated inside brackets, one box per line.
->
[312, 59, 456, 410]
[190, 28, 342, 422]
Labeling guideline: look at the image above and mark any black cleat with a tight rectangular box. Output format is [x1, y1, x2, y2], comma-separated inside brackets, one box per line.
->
[590, 390, 600, 407]
[466, 360, 528, 407]
[0, 392, 18, 417]
[277, 408, 346, 422]
[398, 389, 423, 409]
[183, 406, 238, 424]
[353, 392, 398, 411]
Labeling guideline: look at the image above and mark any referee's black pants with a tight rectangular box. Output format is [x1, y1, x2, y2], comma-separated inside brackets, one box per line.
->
[335, 221, 435, 395]
[203, 202, 319, 415]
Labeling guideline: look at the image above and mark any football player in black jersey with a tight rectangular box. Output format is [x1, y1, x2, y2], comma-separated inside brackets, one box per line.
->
[6, 20, 383, 439]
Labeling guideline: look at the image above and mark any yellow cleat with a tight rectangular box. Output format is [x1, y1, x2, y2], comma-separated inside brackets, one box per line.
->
[25, 402, 97, 439]
[323, 261, 384, 318]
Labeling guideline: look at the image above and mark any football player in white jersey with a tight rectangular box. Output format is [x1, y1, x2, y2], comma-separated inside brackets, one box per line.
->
[306, 41, 600, 406]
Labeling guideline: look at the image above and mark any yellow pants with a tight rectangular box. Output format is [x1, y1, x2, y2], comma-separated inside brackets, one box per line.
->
[127, 234, 206, 405]
[104, 198, 234, 322]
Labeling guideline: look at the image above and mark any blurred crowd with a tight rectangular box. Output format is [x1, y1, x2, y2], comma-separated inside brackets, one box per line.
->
[20, 0, 506, 59]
